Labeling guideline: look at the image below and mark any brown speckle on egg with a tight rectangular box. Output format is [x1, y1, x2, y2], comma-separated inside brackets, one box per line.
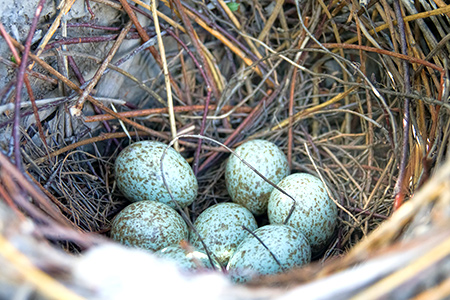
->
[267, 173, 338, 254]
[227, 224, 311, 283]
[190, 203, 258, 266]
[114, 141, 198, 209]
[111, 201, 188, 252]
[225, 140, 290, 215]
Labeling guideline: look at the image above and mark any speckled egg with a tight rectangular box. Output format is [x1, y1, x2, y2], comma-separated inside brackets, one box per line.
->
[114, 141, 198, 209]
[155, 244, 220, 272]
[227, 224, 311, 283]
[110, 201, 188, 252]
[225, 140, 290, 215]
[268, 173, 337, 254]
[190, 203, 258, 266]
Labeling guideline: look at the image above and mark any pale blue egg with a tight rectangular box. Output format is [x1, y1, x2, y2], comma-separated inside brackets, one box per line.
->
[110, 201, 188, 252]
[227, 224, 311, 283]
[268, 173, 337, 254]
[225, 140, 290, 215]
[114, 141, 198, 209]
[190, 203, 258, 266]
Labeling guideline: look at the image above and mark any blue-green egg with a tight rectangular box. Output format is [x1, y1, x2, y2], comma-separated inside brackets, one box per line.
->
[268, 173, 337, 254]
[114, 141, 197, 209]
[110, 201, 188, 252]
[190, 203, 258, 266]
[225, 140, 290, 215]
[227, 224, 311, 283]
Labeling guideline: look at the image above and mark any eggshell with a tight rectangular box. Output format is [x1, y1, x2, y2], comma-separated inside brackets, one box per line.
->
[110, 201, 188, 252]
[155, 244, 220, 271]
[114, 141, 198, 209]
[227, 224, 311, 283]
[267, 173, 337, 254]
[225, 140, 290, 215]
[190, 203, 258, 266]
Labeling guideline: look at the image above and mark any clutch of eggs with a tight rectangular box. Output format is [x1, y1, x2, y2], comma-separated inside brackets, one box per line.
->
[114, 141, 198, 209]
[110, 139, 338, 282]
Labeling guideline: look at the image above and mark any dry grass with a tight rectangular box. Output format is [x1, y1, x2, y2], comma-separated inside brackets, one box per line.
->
[0, 0, 450, 298]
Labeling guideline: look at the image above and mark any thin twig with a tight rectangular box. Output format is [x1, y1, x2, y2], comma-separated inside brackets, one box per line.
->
[12, 0, 46, 171]
[393, 0, 411, 210]
[151, 0, 178, 150]
[72, 21, 133, 114]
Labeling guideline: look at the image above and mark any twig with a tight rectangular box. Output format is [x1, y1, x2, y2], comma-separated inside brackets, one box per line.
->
[316, 43, 444, 74]
[71, 21, 133, 114]
[193, 89, 212, 175]
[11, 0, 47, 171]
[33, 131, 229, 165]
[83, 104, 253, 122]
[0, 21, 51, 163]
[272, 86, 359, 130]
[172, 0, 219, 99]
[392, 0, 411, 210]
[151, 0, 178, 150]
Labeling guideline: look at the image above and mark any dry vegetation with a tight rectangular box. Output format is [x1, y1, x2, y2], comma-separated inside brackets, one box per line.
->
[1, 0, 450, 298]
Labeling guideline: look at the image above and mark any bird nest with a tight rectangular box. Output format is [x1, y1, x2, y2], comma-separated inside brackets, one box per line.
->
[1, 0, 450, 299]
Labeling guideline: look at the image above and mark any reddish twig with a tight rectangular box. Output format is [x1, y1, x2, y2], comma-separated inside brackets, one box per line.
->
[171, 0, 217, 174]
[193, 89, 212, 175]
[0, 173, 25, 219]
[83, 104, 253, 122]
[45, 34, 122, 49]
[393, 0, 411, 210]
[11, 0, 46, 171]
[172, 0, 219, 100]
[85, 0, 96, 19]
[0, 23, 50, 160]
[33, 130, 229, 165]
[316, 43, 444, 73]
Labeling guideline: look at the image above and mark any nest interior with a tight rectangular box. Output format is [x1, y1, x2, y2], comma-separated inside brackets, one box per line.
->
[1, 0, 450, 298]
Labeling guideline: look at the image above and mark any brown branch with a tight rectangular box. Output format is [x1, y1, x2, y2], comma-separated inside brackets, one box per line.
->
[316, 43, 444, 73]
[83, 104, 253, 122]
